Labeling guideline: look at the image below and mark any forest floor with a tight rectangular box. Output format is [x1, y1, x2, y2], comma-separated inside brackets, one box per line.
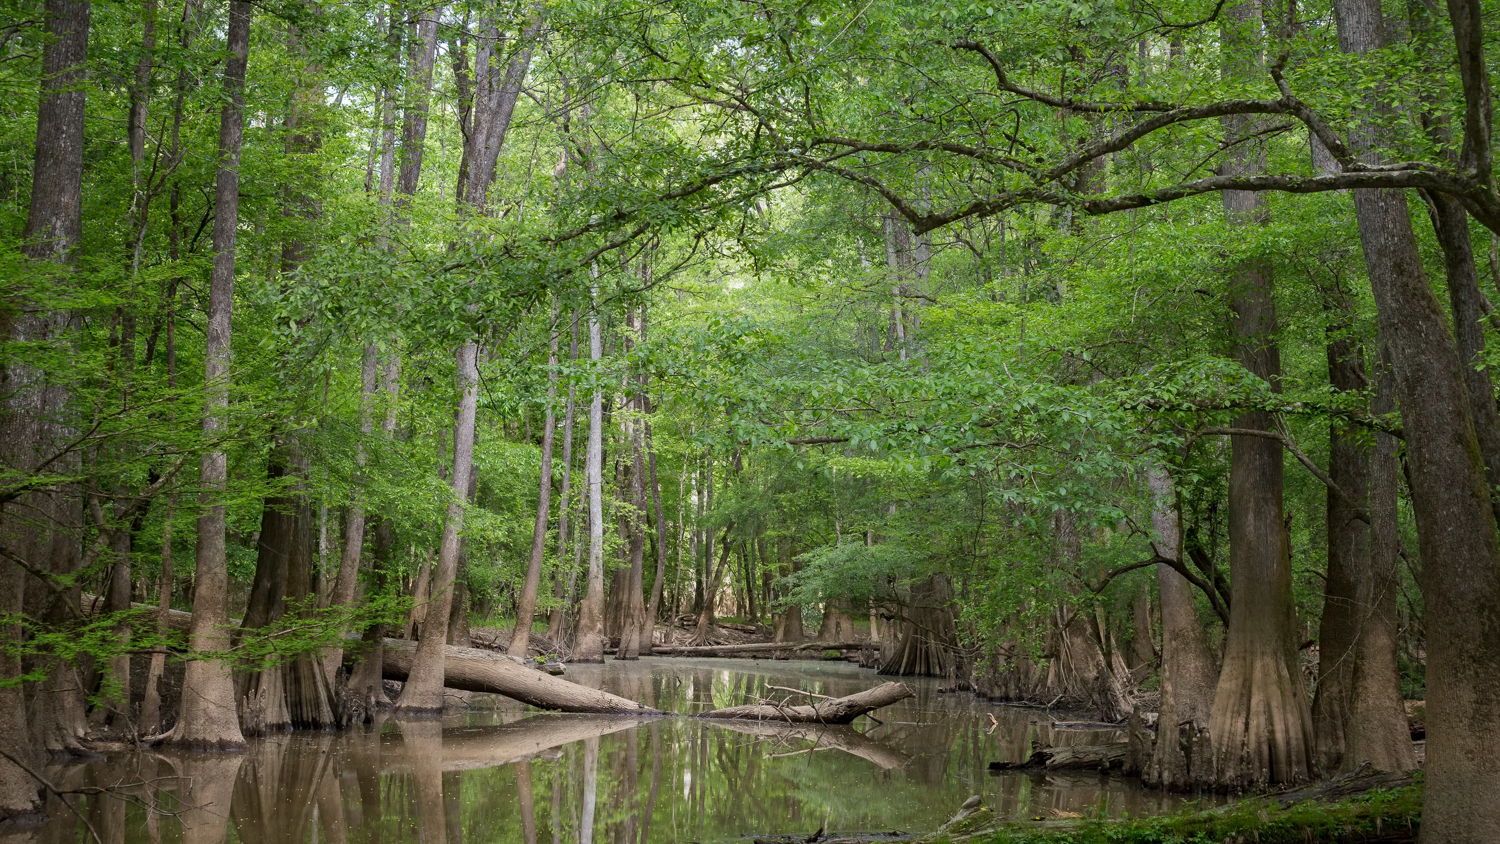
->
[919, 770, 1421, 844]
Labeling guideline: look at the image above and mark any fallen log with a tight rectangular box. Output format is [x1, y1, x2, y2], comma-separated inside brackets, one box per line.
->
[377, 640, 660, 715]
[647, 640, 866, 655]
[700, 681, 911, 724]
[988, 742, 1128, 772]
[83, 595, 659, 715]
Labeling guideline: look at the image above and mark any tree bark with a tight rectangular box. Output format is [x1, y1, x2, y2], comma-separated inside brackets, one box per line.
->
[1311, 281, 1370, 774]
[1144, 466, 1219, 790]
[510, 304, 561, 657]
[165, 0, 251, 750]
[1333, 0, 1499, 836]
[574, 274, 608, 663]
[382, 641, 660, 714]
[546, 318, 580, 642]
[1205, 0, 1315, 789]
[394, 342, 479, 713]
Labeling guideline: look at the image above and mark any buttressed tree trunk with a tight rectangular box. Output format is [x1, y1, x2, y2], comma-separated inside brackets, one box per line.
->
[1144, 466, 1218, 790]
[1205, 0, 1315, 789]
[1334, 0, 1500, 836]
[165, 0, 251, 750]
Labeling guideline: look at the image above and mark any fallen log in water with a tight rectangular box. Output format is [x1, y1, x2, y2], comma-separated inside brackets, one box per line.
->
[377, 640, 660, 714]
[700, 681, 912, 724]
[647, 640, 867, 655]
[987, 742, 1128, 772]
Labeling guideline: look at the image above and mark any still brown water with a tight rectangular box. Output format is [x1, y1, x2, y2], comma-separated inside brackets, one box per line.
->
[7, 657, 1210, 843]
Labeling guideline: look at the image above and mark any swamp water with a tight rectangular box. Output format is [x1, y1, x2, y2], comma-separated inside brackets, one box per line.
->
[10, 657, 1210, 843]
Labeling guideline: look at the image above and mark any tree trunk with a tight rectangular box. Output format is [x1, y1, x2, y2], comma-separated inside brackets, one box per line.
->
[381, 641, 659, 714]
[164, 0, 251, 750]
[546, 318, 580, 643]
[878, 574, 960, 678]
[1144, 466, 1219, 790]
[1205, 0, 1315, 789]
[1311, 281, 1370, 774]
[1333, 0, 1499, 837]
[1345, 349, 1416, 773]
[692, 523, 735, 645]
[394, 341, 479, 713]
[510, 304, 560, 658]
[574, 274, 609, 663]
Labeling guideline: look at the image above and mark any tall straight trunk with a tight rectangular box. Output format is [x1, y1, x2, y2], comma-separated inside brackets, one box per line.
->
[1311, 283, 1370, 774]
[166, 0, 251, 750]
[347, 358, 401, 715]
[510, 304, 561, 657]
[394, 343, 479, 712]
[1144, 466, 1218, 789]
[616, 309, 648, 660]
[546, 318, 579, 642]
[1334, 2, 1500, 838]
[1204, 0, 1314, 789]
[325, 343, 378, 674]
[640, 402, 669, 653]
[7, 0, 92, 759]
[1347, 348, 1417, 772]
[574, 277, 608, 663]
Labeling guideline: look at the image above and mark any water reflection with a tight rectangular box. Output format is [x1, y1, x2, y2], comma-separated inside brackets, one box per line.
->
[15, 658, 1208, 843]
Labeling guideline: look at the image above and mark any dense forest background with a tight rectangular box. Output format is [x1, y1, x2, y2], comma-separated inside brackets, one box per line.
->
[3, 0, 1500, 841]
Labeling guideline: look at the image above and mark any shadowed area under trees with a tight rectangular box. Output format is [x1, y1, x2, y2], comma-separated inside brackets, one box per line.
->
[1, 0, 1496, 841]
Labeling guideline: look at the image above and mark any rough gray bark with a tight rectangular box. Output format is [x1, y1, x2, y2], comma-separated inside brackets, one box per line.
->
[1205, 0, 1314, 789]
[162, 0, 251, 751]
[1334, 0, 1498, 837]
[1144, 466, 1219, 790]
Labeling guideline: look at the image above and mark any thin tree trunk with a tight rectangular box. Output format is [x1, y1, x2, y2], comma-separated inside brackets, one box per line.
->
[546, 317, 579, 642]
[394, 342, 479, 713]
[510, 304, 561, 657]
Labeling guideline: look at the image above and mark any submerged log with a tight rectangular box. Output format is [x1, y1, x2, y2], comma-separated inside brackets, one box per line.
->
[988, 742, 1129, 772]
[379, 641, 661, 714]
[700, 681, 911, 724]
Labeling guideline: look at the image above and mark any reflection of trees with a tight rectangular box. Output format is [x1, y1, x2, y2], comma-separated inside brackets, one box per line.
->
[179, 754, 245, 844]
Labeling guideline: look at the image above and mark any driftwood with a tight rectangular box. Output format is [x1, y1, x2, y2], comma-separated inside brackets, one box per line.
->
[988, 742, 1129, 772]
[704, 719, 911, 770]
[648, 641, 866, 655]
[701, 681, 911, 723]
